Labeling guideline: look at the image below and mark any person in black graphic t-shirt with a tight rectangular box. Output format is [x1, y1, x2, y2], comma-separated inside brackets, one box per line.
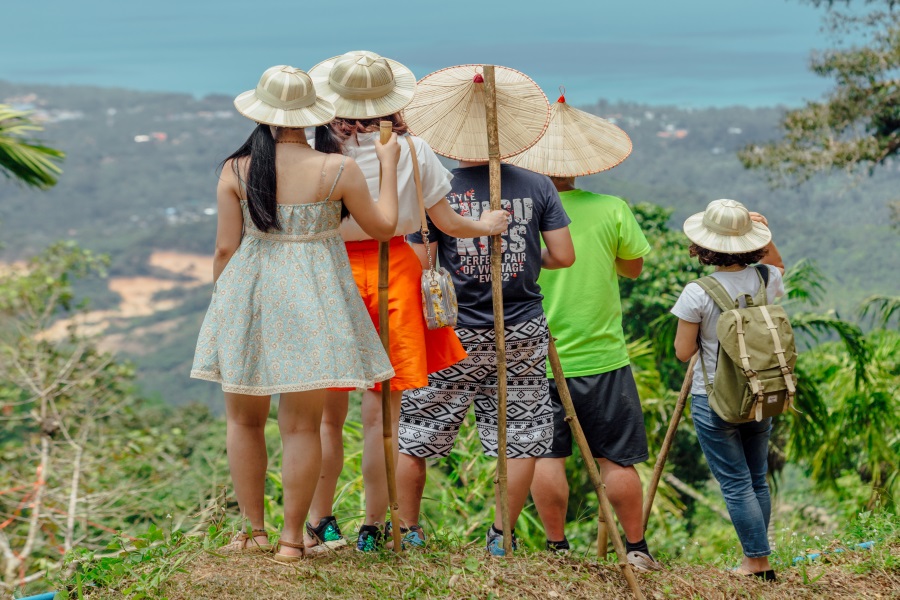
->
[396, 161, 574, 555]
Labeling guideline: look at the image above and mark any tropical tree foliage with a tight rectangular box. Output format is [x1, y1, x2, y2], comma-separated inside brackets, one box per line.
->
[0, 105, 64, 189]
[738, 1, 900, 186]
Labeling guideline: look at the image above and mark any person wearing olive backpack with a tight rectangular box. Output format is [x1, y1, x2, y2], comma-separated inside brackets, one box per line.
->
[671, 199, 785, 581]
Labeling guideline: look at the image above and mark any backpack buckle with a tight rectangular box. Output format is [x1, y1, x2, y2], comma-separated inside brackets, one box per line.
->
[742, 368, 757, 378]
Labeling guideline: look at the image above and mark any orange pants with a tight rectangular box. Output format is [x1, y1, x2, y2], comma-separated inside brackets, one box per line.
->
[342, 237, 466, 391]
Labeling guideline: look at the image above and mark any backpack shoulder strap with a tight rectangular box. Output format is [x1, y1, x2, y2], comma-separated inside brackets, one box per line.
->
[752, 265, 769, 306]
[695, 276, 736, 312]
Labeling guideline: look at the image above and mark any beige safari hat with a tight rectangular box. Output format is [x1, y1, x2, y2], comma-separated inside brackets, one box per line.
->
[403, 64, 550, 161]
[508, 88, 632, 177]
[234, 65, 336, 128]
[683, 199, 772, 254]
[308, 51, 417, 119]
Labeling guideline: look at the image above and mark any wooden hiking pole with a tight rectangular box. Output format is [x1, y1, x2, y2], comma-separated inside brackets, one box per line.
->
[482, 65, 513, 556]
[548, 337, 645, 600]
[597, 504, 608, 560]
[642, 354, 696, 532]
[378, 120, 402, 554]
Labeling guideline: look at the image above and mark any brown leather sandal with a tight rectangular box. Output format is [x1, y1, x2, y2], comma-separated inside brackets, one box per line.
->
[273, 539, 305, 563]
[222, 528, 272, 554]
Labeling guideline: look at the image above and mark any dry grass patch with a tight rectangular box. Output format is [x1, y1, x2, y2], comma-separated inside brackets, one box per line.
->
[73, 543, 899, 600]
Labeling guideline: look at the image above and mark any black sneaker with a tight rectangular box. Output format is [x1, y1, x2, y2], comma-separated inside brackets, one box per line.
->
[356, 524, 383, 553]
[546, 537, 570, 554]
[305, 516, 348, 554]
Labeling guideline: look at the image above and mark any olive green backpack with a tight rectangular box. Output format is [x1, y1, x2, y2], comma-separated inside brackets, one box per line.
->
[696, 266, 798, 423]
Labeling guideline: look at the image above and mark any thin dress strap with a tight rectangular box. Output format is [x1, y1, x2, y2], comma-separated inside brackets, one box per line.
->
[324, 156, 347, 201]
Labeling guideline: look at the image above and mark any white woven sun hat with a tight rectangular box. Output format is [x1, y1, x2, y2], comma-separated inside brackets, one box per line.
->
[403, 64, 550, 161]
[683, 199, 772, 254]
[507, 87, 632, 177]
[234, 65, 336, 128]
[308, 51, 417, 119]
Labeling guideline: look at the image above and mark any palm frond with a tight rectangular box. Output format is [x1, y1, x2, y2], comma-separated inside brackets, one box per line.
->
[782, 258, 828, 308]
[0, 105, 65, 189]
[791, 311, 871, 385]
[860, 294, 900, 329]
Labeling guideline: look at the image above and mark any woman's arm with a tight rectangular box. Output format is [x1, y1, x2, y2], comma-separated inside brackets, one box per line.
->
[540, 227, 576, 269]
[427, 198, 509, 238]
[749, 212, 784, 273]
[674, 319, 700, 362]
[213, 160, 244, 283]
[336, 134, 401, 242]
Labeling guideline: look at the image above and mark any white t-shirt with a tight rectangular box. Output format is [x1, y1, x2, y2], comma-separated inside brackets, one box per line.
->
[671, 265, 785, 396]
[336, 132, 453, 241]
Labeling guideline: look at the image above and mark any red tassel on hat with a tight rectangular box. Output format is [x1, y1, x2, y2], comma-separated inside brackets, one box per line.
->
[473, 74, 484, 83]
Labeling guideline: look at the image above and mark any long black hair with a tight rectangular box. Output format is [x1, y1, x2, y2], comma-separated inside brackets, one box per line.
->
[221, 124, 280, 232]
[314, 124, 350, 220]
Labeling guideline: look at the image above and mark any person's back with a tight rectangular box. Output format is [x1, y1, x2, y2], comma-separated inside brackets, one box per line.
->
[422, 163, 572, 326]
[539, 191, 648, 375]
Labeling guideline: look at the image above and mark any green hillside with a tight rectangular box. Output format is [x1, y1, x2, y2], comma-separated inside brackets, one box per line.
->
[1, 80, 897, 407]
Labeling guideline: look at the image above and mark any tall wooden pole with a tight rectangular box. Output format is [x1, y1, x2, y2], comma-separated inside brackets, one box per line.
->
[548, 337, 645, 600]
[642, 354, 696, 532]
[482, 65, 512, 556]
[378, 121, 402, 554]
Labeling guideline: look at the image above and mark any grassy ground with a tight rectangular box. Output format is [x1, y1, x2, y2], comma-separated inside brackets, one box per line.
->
[69, 540, 899, 600]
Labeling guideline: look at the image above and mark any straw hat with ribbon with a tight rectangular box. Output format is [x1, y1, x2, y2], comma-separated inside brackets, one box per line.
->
[234, 65, 336, 128]
[507, 87, 632, 177]
[308, 51, 417, 119]
[403, 64, 550, 161]
[683, 199, 772, 254]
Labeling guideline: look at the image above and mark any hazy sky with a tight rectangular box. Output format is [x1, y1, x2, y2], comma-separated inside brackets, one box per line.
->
[2, 0, 846, 107]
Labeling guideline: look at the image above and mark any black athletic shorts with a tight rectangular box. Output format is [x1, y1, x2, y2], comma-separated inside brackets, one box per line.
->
[541, 365, 649, 466]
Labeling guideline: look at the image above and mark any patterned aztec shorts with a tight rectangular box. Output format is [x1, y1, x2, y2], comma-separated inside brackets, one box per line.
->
[398, 314, 553, 459]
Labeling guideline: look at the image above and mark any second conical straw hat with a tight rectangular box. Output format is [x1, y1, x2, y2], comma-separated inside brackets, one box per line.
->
[403, 64, 550, 161]
[507, 90, 632, 177]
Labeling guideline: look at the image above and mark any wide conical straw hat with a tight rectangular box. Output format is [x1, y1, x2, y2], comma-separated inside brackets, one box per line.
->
[234, 65, 335, 128]
[308, 51, 417, 119]
[508, 89, 632, 177]
[403, 65, 550, 161]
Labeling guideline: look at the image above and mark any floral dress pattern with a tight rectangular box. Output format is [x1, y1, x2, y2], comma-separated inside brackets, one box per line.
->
[191, 194, 394, 395]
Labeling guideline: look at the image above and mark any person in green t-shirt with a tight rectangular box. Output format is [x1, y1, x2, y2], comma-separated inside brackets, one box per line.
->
[510, 91, 658, 570]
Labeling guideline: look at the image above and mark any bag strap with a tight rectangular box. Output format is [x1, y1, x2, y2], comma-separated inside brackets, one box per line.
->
[405, 136, 436, 273]
[752, 265, 769, 306]
[695, 276, 736, 312]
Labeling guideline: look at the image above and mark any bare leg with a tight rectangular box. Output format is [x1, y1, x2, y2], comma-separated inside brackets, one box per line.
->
[361, 388, 403, 525]
[739, 555, 773, 573]
[597, 458, 644, 544]
[225, 392, 271, 548]
[278, 390, 326, 557]
[397, 453, 427, 527]
[494, 457, 536, 531]
[305, 390, 349, 546]
[530, 457, 569, 541]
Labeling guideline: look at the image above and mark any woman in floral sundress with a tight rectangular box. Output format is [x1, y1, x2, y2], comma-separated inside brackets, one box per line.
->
[190, 65, 400, 561]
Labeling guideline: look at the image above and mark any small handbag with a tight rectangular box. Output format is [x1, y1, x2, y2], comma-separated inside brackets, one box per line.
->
[406, 136, 459, 330]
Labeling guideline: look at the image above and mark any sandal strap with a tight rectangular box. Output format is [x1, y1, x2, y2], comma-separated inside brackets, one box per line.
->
[251, 528, 268, 536]
[277, 539, 305, 550]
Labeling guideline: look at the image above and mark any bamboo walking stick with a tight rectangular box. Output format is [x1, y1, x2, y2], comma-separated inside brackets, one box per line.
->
[548, 337, 645, 600]
[482, 65, 513, 556]
[641, 354, 696, 532]
[378, 120, 402, 554]
[597, 504, 608, 560]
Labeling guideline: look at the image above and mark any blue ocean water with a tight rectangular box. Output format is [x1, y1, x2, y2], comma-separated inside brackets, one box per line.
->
[2, 0, 843, 108]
